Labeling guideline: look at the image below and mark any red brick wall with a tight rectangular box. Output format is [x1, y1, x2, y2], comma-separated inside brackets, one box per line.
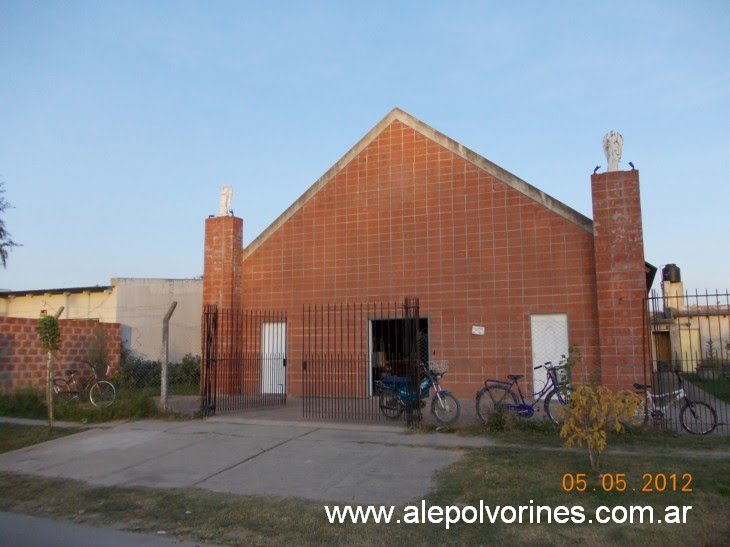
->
[240, 119, 603, 398]
[591, 170, 647, 390]
[0, 317, 121, 391]
[202, 216, 246, 394]
[203, 216, 243, 309]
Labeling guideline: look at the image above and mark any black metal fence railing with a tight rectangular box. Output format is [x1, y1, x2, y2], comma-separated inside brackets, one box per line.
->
[201, 305, 288, 416]
[302, 298, 422, 423]
[646, 290, 729, 434]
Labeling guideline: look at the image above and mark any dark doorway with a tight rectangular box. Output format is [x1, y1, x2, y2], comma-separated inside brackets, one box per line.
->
[653, 330, 672, 370]
[370, 317, 428, 393]
[301, 298, 421, 421]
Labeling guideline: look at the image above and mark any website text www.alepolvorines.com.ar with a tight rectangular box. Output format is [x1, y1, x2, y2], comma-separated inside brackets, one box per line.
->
[324, 500, 692, 529]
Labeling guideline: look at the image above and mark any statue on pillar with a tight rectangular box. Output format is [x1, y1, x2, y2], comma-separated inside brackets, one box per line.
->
[219, 185, 233, 216]
[602, 130, 623, 172]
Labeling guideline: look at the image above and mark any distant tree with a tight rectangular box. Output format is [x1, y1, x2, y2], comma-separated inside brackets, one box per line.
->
[0, 181, 19, 267]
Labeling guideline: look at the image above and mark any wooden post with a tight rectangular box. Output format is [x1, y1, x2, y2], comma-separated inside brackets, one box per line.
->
[160, 301, 178, 410]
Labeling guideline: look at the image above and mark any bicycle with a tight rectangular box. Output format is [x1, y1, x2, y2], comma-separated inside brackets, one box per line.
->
[52, 360, 117, 407]
[625, 371, 717, 435]
[378, 361, 461, 424]
[476, 359, 574, 425]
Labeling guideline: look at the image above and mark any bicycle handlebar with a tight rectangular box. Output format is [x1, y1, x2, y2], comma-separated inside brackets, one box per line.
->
[535, 354, 569, 371]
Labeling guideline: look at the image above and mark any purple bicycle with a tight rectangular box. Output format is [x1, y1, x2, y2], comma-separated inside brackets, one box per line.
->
[476, 359, 574, 425]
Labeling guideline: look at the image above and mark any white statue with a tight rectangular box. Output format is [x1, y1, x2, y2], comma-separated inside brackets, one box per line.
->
[219, 185, 233, 216]
[602, 130, 623, 172]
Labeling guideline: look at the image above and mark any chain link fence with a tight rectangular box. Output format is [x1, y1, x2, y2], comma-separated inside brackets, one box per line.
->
[112, 350, 201, 398]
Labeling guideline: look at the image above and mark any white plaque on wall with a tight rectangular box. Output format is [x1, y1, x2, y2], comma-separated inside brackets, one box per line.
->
[471, 326, 485, 336]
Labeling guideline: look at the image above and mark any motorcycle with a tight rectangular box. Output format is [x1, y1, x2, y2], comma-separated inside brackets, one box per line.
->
[378, 361, 460, 424]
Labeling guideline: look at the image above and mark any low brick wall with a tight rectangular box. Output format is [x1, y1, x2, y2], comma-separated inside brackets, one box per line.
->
[0, 317, 121, 391]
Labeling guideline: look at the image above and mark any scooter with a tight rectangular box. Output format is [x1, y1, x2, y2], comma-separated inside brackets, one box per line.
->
[378, 361, 460, 424]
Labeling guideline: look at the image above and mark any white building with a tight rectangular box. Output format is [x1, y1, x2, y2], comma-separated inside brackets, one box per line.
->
[0, 278, 202, 362]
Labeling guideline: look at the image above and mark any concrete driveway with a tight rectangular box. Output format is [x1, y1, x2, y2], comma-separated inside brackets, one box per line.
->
[0, 416, 492, 505]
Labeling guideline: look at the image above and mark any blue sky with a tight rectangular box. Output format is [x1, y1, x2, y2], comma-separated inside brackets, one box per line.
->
[1, 0, 728, 292]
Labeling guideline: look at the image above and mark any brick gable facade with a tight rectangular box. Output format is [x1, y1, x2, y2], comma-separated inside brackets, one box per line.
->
[204, 109, 646, 399]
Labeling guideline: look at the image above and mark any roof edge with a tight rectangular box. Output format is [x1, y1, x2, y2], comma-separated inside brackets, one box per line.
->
[243, 108, 593, 260]
[0, 285, 113, 298]
[243, 108, 404, 259]
[396, 109, 593, 231]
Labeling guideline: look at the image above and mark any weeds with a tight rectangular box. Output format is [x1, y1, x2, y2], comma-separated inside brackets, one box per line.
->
[113, 352, 200, 396]
[0, 388, 47, 420]
[0, 387, 171, 423]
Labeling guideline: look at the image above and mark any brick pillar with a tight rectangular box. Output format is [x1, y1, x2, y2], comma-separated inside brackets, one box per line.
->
[202, 215, 244, 398]
[203, 216, 243, 309]
[591, 169, 646, 390]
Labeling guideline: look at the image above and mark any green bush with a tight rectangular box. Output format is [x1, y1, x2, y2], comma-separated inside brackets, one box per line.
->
[0, 387, 47, 419]
[483, 404, 514, 432]
[169, 354, 200, 386]
[112, 350, 200, 396]
[113, 352, 161, 391]
[168, 354, 201, 396]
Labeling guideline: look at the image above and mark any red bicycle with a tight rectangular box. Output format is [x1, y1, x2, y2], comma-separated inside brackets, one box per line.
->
[52, 360, 116, 407]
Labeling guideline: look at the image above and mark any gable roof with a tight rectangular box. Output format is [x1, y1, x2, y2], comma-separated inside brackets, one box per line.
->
[243, 108, 593, 259]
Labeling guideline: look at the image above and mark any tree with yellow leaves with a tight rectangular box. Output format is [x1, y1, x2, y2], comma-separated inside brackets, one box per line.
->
[560, 385, 641, 472]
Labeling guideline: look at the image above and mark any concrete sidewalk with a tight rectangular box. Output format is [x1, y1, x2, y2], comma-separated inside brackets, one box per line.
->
[0, 416, 492, 505]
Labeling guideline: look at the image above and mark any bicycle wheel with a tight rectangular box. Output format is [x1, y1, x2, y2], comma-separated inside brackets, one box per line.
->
[431, 392, 460, 424]
[680, 401, 717, 435]
[544, 386, 576, 425]
[89, 381, 116, 407]
[379, 390, 403, 419]
[52, 378, 76, 401]
[476, 385, 518, 424]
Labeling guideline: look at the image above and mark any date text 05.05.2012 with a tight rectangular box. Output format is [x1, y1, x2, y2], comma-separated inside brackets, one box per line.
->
[562, 473, 693, 493]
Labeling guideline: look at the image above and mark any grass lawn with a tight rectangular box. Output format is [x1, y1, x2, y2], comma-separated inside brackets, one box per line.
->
[0, 423, 80, 455]
[0, 423, 728, 545]
[0, 387, 187, 423]
[687, 374, 730, 404]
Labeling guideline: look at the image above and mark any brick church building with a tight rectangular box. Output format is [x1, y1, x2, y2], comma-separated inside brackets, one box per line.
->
[201, 108, 650, 416]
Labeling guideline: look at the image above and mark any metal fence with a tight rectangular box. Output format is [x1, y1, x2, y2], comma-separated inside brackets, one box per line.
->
[112, 353, 200, 397]
[302, 298, 422, 423]
[201, 305, 288, 416]
[645, 290, 729, 434]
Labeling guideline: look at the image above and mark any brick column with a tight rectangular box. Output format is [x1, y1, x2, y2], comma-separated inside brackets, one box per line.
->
[202, 216, 244, 398]
[203, 216, 243, 309]
[591, 170, 646, 390]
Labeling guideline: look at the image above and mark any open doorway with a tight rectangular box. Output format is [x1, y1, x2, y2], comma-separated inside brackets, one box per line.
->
[368, 317, 428, 395]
